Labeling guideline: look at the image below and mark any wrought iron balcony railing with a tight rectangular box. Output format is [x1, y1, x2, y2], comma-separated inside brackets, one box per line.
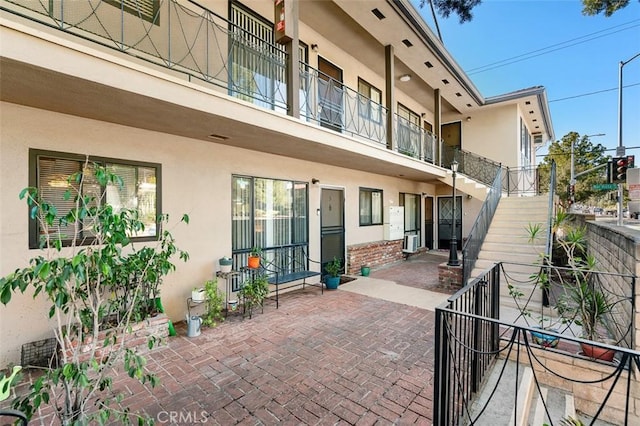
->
[3, 0, 447, 166]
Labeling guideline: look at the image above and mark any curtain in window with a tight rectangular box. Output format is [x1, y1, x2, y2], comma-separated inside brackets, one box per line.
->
[33, 153, 158, 247]
[232, 176, 308, 251]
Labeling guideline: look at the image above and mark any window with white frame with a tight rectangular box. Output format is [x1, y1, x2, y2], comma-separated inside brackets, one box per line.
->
[359, 187, 383, 226]
[28, 150, 160, 249]
[400, 192, 420, 236]
[358, 78, 382, 123]
[397, 103, 421, 157]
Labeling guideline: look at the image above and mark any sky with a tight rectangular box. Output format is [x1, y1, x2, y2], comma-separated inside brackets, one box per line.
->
[411, 0, 640, 159]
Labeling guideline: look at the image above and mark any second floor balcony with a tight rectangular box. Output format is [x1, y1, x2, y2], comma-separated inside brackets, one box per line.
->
[1, 0, 457, 181]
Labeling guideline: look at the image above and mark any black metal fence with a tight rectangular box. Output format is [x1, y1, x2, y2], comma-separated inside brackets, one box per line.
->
[434, 264, 501, 425]
[434, 261, 639, 425]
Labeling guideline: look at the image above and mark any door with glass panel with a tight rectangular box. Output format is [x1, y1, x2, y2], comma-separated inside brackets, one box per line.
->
[320, 188, 344, 274]
[318, 57, 343, 132]
[400, 192, 421, 243]
[438, 196, 462, 249]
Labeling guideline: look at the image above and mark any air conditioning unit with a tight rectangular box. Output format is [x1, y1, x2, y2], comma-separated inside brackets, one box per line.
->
[403, 235, 419, 254]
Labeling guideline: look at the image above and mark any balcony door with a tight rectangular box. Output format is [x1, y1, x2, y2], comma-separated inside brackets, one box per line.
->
[441, 121, 462, 167]
[318, 57, 343, 132]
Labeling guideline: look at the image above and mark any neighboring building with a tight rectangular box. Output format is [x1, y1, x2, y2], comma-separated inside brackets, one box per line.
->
[0, 0, 554, 366]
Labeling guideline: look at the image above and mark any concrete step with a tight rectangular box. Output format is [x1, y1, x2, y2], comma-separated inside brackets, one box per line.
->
[531, 386, 576, 426]
[468, 360, 534, 425]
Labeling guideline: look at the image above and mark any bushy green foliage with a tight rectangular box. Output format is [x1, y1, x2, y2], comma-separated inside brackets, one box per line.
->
[0, 158, 189, 425]
[202, 279, 225, 327]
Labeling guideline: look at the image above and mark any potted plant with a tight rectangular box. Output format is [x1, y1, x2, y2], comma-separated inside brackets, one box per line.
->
[202, 279, 225, 327]
[324, 257, 342, 290]
[247, 247, 262, 269]
[219, 256, 233, 273]
[558, 272, 615, 361]
[0, 162, 189, 424]
[361, 264, 371, 277]
[239, 274, 269, 318]
[191, 286, 206, 302]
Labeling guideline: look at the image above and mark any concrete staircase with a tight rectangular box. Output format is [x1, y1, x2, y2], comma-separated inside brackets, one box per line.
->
[470, 359, 616, 425]
[440, 171, 491, 201]
[469, 195, 550, 309]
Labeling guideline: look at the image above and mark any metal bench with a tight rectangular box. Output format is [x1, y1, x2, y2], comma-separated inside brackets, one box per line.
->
[261, 245, 323, 308]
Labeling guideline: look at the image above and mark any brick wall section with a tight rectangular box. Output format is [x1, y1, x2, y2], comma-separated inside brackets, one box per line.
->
[502, 344, 640, 423]
[583, 220, 639, 350]
[64, 314, 169, 363]
[346, 240, 404, 274]
[438, 263, 463, 290]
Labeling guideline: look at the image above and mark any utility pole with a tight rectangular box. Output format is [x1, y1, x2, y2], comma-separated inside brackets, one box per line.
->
[617, 52, 640, 226]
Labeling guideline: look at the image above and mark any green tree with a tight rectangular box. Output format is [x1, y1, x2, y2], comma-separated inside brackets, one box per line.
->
[419, 0, 633, 22]
[537, 132, 608, 208]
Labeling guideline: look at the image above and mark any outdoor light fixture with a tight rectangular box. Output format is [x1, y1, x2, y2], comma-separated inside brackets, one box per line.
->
[399, 74, 411, 82]
[447, 160, 460, 267]
[311, 178, 320, 184]
[311, 44, 318, 52]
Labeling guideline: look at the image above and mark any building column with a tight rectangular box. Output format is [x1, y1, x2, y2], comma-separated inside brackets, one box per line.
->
[277, 0, 300, 118]
[385, 45, 395, 151]
[434, 88, 442, 166]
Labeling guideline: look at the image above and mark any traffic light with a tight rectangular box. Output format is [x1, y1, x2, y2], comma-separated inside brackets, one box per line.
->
[611, 155, 635, 183]
[568, 184, 575, 204]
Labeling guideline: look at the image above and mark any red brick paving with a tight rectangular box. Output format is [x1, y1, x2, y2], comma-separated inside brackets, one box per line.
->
[8, 252, 452, 425]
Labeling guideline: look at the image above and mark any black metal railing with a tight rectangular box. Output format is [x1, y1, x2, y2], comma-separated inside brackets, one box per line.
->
[503, 165, 541, 196]
[441, 146, 502, 187]
[461, 168, 503, 284]
[434, 261, 638, 425]
[3, 0, 449, 165]
[434, 264, 501, 426]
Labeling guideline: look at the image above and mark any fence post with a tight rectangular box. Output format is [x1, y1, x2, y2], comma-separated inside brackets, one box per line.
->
[433, 308, 450, 425]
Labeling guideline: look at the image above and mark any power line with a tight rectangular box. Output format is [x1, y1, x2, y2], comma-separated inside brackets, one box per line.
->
[467, 19, 640, 75]
[549, 82, 640, 103]
[536, 146, 640, 157]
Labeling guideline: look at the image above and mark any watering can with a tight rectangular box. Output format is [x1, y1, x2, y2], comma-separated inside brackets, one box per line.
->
[186, 315, 202, 337]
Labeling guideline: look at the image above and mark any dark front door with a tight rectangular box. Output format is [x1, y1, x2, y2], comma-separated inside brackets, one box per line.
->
[318, 57, 343, 132]
[424, 196, 434, 250]
[438, 196, 462, 249]
[320, 188, 345, 273]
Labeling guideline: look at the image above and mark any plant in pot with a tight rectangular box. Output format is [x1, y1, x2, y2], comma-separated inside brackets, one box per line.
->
[192, 286, 206, 302]
[202, 279, 225, 327]
[324, 257, 342, 290]
[361, 264, 371, 277]
[510, 214, 577, 348]
[247, 247, 262, 269]
[239, 274, 269, 318]
[219, 256, 233, 273]
[0, 160, 189, 424]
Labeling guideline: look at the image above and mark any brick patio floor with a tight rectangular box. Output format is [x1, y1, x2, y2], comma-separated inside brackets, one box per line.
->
[13, 252, 454, 425]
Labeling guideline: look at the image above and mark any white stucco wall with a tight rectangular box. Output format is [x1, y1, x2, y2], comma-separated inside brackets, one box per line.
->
[0, 102, 443, 366]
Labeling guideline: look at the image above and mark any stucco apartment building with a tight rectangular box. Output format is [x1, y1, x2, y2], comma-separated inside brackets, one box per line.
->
[0, 0, 554, 366]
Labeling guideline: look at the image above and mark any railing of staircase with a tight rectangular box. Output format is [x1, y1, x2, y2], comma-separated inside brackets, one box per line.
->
[544, 160, 557, 262]
[441, 145, 502, 186]
[434, 261, 638, 426]
[503, 164, 541, 196]
[461, 167, 503, 284]
[434, 264, 501, 426]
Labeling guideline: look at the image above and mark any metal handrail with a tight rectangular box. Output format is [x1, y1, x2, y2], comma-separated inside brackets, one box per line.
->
[434, 261, 638, 425]
[441, 146, 502, 186]
[461, 167, 503, 284]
